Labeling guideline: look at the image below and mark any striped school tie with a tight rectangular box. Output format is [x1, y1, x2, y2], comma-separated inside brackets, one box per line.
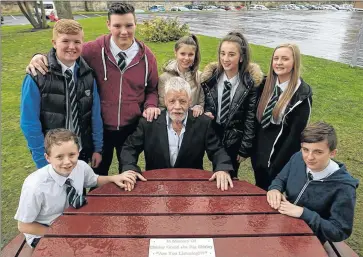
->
[64, 69, 80, 137]
[261, 86, 282, 129]
[65, 179, 87, 209]
[117, 52, 127, 71]
[220, 80, 232, 125]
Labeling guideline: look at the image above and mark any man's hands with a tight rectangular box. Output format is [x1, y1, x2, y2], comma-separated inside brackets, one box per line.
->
[267, 191, 304, 218]
[117, 170, 147, 191]
[209, 171, 233, 191]
[204, 112, 215, 120]
[191, 105, 203, 117]
[26, 54, 48, 76]
[143, 107, 161, 122]
[91, 152, 102, 168]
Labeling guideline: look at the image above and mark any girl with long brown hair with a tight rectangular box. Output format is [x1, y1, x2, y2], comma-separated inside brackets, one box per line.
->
[201, 31, 263, 179]
[251, 43, 313, 190]
[158, 34, 204, 117]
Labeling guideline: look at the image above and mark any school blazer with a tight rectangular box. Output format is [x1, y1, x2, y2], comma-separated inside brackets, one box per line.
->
[120, 110, 234, 174]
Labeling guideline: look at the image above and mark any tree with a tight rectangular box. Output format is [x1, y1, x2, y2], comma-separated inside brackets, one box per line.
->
[53, 1, 73, 19]
[17, 1, 49, 30]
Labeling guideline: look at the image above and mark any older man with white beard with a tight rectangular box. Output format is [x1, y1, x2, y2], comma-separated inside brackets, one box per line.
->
[120, 77, 234, 191]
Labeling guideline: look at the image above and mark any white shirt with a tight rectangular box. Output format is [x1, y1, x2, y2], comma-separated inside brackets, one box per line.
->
[166, 112, 187, 167]
[217, 72, 240, 123]
[307, 159, 340, 180]
[110, 37, 139, 68]
[270, 78, 301, 124]
[14, 161, 98, 246]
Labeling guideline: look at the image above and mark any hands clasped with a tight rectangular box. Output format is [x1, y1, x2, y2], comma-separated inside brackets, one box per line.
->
[111, 170, 147, 191]
[267, 190, 303, 218]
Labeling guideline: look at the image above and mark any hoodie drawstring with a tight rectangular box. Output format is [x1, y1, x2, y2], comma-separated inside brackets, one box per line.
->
[144, 53, 148, 87]
[102, 47, 107, 81]
[101, 46, 149, 86]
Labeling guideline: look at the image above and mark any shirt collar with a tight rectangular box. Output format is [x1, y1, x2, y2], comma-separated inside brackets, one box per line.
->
[276, 78, 301, 92]
[166, 111, 188, 128]
[47, 165, 68, 187]
[56, 56, 76, 75]
[307, 159, 340, 180]
[223, 72, 239, 86]
[110, 37, 137, 58]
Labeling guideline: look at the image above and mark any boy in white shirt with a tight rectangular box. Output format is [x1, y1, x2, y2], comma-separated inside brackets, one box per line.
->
[14, 128, 144, 249]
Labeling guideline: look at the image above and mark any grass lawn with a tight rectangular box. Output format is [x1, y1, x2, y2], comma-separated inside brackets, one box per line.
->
[1, 17, 363, 254]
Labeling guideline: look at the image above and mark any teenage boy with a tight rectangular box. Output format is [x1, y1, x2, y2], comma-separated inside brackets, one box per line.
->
[20, 19, 103, 169]
[267, 121, 359, 243]
[14, 128, 145, 249]
[26, 2, 160, 176]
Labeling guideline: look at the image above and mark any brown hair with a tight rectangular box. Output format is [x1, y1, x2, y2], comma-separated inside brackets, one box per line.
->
[107, 2, 136, 23]
[174, 34, 201, 86]
[44, 128, 79, 155]
[217, 31, 250, 77]
[257, 43, 301, 122]
[52, 19, 83, 41]
[301, 121, 337, 151]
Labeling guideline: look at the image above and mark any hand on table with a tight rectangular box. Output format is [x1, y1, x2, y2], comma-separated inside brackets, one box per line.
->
[267, 189, 283, 209]
[143, 107, 161, 122]
[209, 171, 233, 191]
[121, 170, 147, 191]
[278, 195, 304, 218]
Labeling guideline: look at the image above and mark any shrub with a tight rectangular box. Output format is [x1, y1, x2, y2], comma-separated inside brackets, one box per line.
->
[139, 17, 189, 42]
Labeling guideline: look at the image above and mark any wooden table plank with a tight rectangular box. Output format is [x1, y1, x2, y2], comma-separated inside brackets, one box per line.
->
[64, 196, 277, 215]
[89, 180, 266, 196]
[33, 237, 328, 257]
[46, 214, 313, 237]
[141, 168, 213, 180]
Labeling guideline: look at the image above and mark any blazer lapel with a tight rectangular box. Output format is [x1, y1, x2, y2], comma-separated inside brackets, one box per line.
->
[174, 111, 195, 167]
[156, 111, 171, 168]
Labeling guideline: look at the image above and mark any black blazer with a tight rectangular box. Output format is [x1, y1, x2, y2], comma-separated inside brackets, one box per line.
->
[120, 110, 234, 175]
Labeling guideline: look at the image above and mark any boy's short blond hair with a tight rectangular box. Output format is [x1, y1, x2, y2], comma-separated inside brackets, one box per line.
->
[44, 128, 79, 155]
[52, 19, 84, 40]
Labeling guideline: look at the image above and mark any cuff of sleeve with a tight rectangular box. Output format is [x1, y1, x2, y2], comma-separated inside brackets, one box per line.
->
[238, 149, 249, 158]
[268, 185, 283, 192]
[300, 207, 315, 222]
[121, 165, 141, 173]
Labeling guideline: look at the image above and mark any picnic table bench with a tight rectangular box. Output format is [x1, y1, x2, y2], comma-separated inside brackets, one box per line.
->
[1, 168, 358, 257]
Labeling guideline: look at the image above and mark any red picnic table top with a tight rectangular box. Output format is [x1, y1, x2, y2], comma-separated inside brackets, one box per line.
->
[32, 168, 328, 257]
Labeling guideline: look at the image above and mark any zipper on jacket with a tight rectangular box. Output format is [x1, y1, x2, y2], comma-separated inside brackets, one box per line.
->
[293, 172, 313, 205]
[107, 56, 141, 129]
[204, 84, 217, 113]
[267, 100, 305, 167]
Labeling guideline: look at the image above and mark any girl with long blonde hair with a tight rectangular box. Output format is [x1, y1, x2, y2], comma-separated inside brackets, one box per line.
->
[251, 43, 313, 190]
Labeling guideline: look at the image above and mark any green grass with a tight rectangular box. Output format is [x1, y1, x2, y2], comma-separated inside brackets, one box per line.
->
[2, 16, 363, 255]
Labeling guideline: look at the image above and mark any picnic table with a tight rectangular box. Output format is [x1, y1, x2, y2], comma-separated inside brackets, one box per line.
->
[32, 168, 328, 257]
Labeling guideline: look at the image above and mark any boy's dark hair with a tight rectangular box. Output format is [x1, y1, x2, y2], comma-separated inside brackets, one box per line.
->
[108, 2, 135, 21]
[44, 128, 80, 155]
[301, 121, 337, 151]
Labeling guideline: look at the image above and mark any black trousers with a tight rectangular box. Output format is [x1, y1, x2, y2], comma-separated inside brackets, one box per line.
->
[93, 125, 136, 176]
[250, 155, 273, 191]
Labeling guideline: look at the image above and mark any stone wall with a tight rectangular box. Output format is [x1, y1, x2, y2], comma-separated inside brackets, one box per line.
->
[1, 1, 252, 13]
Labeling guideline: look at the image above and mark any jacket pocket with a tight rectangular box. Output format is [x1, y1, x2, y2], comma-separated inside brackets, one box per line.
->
[120, 102, 142, 126]
[100, 100, 119, 127]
